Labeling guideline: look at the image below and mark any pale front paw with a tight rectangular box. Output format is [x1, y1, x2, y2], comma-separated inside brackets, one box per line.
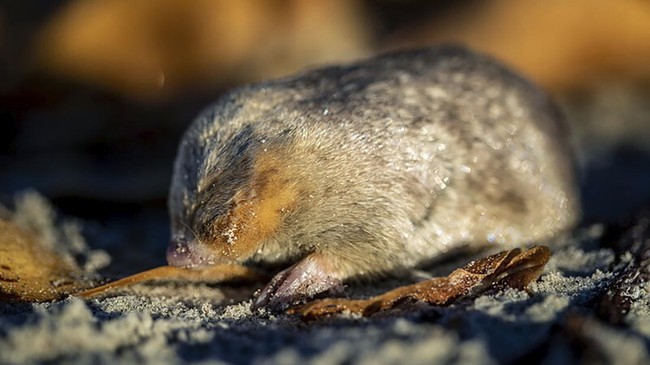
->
[252, 253, 343, 311]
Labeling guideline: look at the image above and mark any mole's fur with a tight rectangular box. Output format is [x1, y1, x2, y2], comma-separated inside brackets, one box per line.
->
[166, 45, 579, 308]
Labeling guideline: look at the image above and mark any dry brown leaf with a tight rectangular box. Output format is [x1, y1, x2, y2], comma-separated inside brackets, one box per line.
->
[0, 219, 94, 301]
[290, 246, 550, 319]
[75, 264, 263, 299]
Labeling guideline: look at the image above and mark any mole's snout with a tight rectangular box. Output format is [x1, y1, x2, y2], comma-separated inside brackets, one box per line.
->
[166, 238, 207, 268]
[166, 238, 191, 267]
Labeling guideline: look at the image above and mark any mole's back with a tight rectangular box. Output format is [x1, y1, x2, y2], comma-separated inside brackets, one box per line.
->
[170, 45, 579, 275]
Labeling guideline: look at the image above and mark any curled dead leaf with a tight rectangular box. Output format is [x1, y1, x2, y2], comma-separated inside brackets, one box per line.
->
[290, 246, 551, 319]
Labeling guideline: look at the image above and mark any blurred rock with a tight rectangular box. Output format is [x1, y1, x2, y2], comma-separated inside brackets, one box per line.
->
[386, 0, 650, 93]
[32, 0, 371, 100]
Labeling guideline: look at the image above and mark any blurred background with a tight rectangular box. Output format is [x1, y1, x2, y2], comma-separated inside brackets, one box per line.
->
[1, 0, 649, 272]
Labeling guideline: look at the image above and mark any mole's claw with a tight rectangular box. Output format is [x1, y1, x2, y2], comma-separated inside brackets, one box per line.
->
[253, 267, 293, 309]
[252, 253, 343, 311]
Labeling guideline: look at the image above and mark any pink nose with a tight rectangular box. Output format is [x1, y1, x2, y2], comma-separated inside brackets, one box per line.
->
[166, 239, 200, 267]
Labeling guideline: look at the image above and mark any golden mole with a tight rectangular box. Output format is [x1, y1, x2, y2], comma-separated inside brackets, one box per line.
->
[166, 45, 579, 309]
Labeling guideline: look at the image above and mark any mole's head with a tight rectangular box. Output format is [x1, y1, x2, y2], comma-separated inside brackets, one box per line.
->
[166, 128, 301, 268]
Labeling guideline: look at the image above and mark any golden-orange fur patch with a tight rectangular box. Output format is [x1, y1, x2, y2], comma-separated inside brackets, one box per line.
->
[210, 149, 300, 261]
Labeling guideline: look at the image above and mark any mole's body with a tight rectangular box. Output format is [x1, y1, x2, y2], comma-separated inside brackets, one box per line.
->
[167, 46, 579, 308]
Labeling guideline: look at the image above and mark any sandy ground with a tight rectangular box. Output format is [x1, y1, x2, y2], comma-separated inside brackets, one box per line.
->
[1, 194, 649, 365]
